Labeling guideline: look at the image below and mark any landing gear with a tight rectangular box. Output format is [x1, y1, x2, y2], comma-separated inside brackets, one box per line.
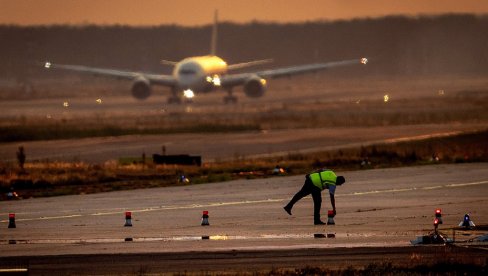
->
[223, 89, 238, 104]
[223, 95, 238, 104]
[167, 88, 182, 104]
[167, 96, 182, 104]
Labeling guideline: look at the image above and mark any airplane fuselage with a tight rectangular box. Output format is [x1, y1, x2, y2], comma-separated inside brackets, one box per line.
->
[173, 55, 227, 94]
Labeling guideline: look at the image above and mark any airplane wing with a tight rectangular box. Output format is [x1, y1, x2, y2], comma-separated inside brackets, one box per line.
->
[43, 62, 176, 87]
[221, 58, 367, 87]
[227, 59, 273, 71]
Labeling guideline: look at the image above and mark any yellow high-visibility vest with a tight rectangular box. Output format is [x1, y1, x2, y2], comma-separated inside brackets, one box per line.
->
[309, 170, 337, 190]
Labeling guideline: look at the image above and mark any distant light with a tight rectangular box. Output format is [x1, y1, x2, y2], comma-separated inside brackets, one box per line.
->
[96, 98, 102, 104]
[63, 101, 69, 107]
[384, 94, 389, 102]
[206, 76, 213, 83]
[44, 62, 51, 69]
[183, 89, 194, 99]
[356, 99, 361, 104]
[361, 58, 368, 65]
[438, 90, 445, 96]
[46, 114, 52, 119]
[260, 78, 267, 85]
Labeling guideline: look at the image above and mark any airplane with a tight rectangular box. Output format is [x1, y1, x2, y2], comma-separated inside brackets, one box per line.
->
[43, 11, 368, 104]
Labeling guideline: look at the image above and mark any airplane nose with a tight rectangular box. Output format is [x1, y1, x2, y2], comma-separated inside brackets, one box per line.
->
[179, 76, 198, 88]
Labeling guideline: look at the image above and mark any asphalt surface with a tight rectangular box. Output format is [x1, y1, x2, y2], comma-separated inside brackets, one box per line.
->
[1, 123, 485, 163]
[1, 246, 487, 275]
[1, 163, 487, 273]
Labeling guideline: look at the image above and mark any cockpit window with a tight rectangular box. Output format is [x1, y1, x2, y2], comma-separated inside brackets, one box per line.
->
[179, 69, 197, 75]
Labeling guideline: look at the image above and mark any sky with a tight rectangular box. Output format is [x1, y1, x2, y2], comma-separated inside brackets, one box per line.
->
[1, 0, 488, 26]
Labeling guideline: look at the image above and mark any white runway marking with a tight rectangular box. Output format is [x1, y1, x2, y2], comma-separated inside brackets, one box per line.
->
[344, 180, 488, 196]
[1, 198, 283, 223]
[1, 180, 486, 223]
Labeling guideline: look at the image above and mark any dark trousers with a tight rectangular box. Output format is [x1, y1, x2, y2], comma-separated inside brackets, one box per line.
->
[285, 177, 322, 222]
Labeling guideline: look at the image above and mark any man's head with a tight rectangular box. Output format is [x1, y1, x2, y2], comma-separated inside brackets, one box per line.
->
[336, 176, 345, 185]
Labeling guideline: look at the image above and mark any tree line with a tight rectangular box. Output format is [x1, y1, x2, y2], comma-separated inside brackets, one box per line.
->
[1, 14, 487, 80]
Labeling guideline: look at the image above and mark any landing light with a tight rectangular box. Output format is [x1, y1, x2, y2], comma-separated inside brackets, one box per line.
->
[212, 75, 221, 86]
[44, 62, 51, 69]
[63, 101, 69, 107]
[384, 94, 389, 103]
[96, 98, 102, 104]
[183, 89, 194, 99]
[361, 58, 368, 65]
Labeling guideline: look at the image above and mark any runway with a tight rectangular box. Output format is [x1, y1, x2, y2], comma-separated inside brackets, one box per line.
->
[1, 123, 485, 163]
[1, 163, 487, 273]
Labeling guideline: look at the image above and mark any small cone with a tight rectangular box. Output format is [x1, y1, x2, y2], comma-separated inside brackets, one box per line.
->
[327, 210, 335, 225]
[201, 211, 209, 226]
[124, 211, 132, 227]
[459, 213, 475, 228]
[8, 213, 16, 228]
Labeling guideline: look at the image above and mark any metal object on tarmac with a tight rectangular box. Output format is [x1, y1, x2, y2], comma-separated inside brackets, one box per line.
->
[314, 233, 336, 238]
[459, 213, 475, 229]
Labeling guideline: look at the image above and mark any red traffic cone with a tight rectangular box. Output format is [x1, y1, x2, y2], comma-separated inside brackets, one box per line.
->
[124, 211, 132, 227]
[327, 210, 335, 225]
[8, 213, 16, 228]
[201, 211, 209, 226]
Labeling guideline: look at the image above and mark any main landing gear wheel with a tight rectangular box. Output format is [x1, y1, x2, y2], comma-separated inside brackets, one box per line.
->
[167, 96, 182, 104]
[223, 95, 238, 104]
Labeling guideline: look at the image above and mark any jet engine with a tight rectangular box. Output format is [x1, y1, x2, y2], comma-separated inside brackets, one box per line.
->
[243, 75, 267, 98]
[131, 77, 151, 100]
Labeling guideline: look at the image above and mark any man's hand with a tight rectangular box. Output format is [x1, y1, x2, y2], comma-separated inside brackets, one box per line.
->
[333, 208, 337, 216]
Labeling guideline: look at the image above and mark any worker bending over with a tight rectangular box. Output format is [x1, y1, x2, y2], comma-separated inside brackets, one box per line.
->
[284, 168, 345, 225]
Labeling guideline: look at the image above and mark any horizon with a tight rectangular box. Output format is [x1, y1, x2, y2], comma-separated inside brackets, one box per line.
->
[1, 12, 487, 28]
[2, 0, 488, 27]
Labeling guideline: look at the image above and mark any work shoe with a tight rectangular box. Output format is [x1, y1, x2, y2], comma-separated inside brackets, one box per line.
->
[283, 206, 292, 215]
[314, 220, 326, 225]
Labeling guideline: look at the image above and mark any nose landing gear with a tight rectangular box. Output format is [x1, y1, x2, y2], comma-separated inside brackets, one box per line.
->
[223, 89, 238, 104]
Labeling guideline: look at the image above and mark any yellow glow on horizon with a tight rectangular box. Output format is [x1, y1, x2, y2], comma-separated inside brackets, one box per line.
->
[3, 1, 487, 27]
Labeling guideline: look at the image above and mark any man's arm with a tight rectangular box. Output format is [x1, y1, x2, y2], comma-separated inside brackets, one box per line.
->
[330, 193, 336, 215]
